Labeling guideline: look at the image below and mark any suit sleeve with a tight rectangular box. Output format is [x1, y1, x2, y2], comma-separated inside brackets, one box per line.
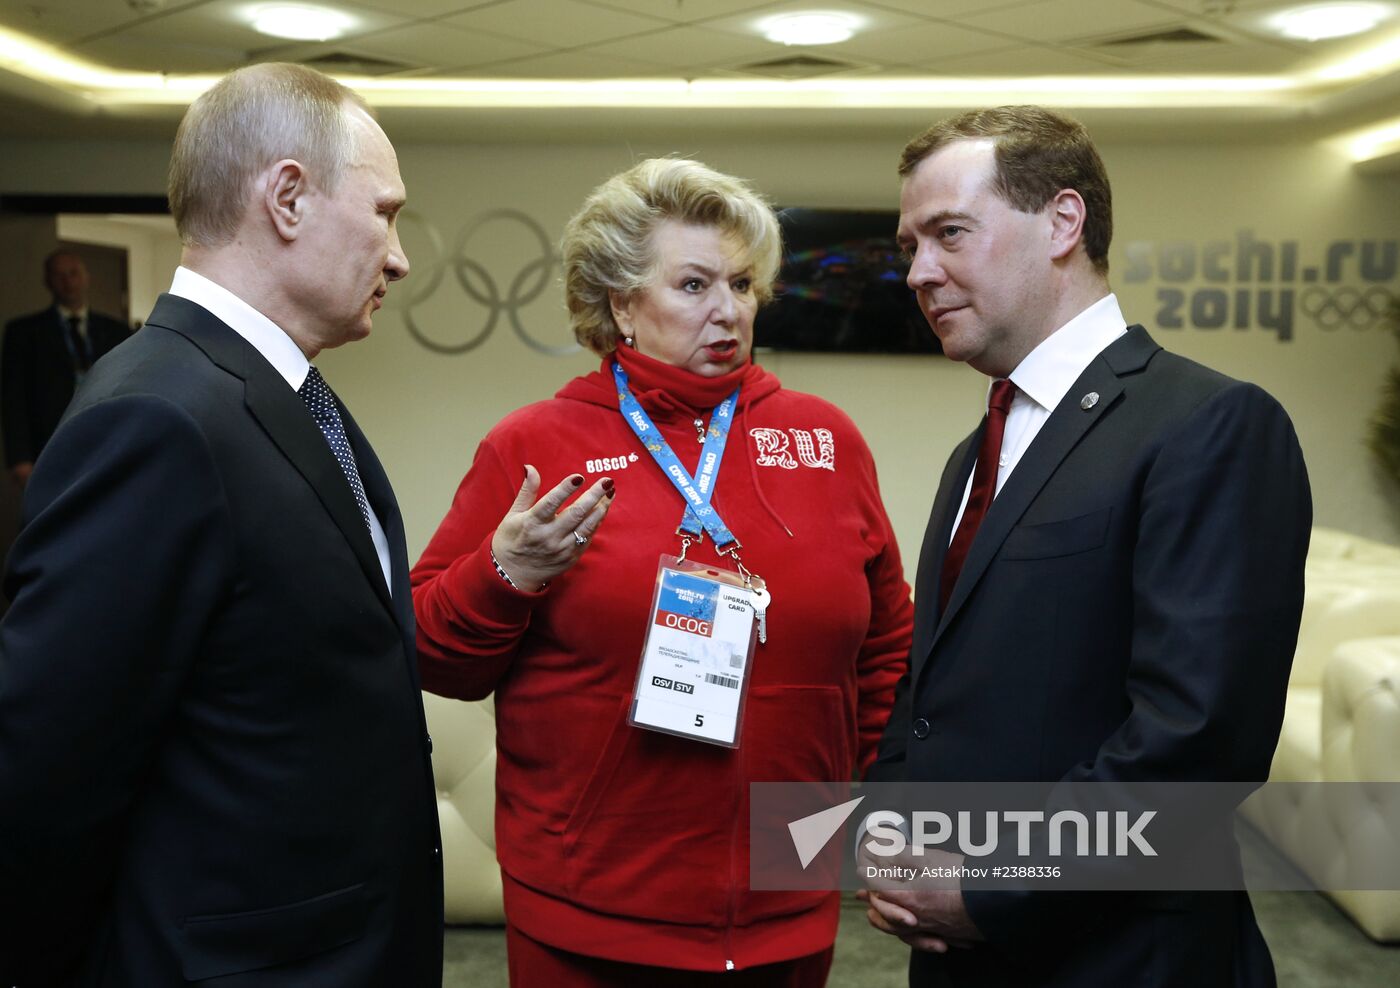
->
[963, 382, 1312, 948]
[2, 320, 36, 466]
[0, 394, 235, 985]
[411, 438, 544, 701]
[865, 430, 978, 784]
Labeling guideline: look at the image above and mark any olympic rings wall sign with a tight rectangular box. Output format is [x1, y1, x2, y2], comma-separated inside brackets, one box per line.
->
[1299, 287, 1397, 331]
[391, 209, 580, 356]
[1123, 232, 1398, 342]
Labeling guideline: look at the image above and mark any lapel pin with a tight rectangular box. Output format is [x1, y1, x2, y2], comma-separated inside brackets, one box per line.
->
[1080, 392, 1100, 411]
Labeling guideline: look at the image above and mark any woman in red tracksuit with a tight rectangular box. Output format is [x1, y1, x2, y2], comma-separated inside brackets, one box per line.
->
[411, 158, 914, 987]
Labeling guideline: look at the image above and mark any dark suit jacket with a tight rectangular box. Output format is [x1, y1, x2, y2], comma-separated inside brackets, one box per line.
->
[0, 295, 443, 986]
[1, 305, 130, 467]
[869, 327, 1311, 988]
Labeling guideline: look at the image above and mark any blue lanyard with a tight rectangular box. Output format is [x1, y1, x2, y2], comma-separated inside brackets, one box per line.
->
[613, 362, 740, 548]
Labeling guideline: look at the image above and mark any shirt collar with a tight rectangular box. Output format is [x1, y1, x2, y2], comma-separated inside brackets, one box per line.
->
[1007, 293, 1127, 413]
[56, 305, 88, 322]
[168, 266, 310, 391]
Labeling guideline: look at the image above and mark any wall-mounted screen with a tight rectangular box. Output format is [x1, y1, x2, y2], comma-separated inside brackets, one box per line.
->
[754, 208, 940, 355]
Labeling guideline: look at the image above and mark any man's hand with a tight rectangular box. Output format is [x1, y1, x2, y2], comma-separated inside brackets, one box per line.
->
[9, 461, 33, 488]
[856, 842, 983, 953]
[859, 885, 981, 952]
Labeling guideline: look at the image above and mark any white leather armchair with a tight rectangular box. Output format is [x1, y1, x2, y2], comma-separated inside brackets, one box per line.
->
[423, 692, 504, 924]
[1241, 528, 1400, 942]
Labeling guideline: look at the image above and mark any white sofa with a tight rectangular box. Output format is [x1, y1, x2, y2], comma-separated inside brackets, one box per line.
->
[423, 692, 504, 924]
[1241, 527, 1400, 942]
[425, 528, 1400, 935]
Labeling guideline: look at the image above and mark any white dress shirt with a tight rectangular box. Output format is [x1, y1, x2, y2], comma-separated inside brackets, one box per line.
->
[168, 267, 393, 592]
[949, 293, 1128, 538]
[56, 305, 89, 332]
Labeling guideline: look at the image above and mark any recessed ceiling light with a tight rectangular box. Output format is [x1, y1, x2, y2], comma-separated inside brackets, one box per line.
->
[250, 4, 355, 42]
[1268, 2, 1391, 41]
[758, 12, 863, 46]
[1340, 113, 1400, 162]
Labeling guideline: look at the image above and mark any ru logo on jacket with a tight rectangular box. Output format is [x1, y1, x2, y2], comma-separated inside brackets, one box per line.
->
[750, 428, 836, 471]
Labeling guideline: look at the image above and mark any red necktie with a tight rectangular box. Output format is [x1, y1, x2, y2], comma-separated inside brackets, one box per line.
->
[940, 379, 1017, 613]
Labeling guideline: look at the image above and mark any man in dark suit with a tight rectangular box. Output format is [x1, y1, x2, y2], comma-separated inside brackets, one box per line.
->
[861, 106, 1311, 987]
[0, 63, 443, 985]
[2, 250, 131, 486]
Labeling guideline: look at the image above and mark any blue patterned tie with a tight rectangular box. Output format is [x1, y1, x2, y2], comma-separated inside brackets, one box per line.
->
[298, 366, 372, 533]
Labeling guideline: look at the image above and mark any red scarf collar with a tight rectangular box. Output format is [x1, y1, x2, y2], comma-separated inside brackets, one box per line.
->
[612, 345, 757, 417]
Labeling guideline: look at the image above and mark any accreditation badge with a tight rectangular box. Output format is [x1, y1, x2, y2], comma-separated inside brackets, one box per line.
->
[628, 555, 761, 747]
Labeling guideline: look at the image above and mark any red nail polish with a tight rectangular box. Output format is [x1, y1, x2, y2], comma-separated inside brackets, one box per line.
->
[606, 488, 616, 499]
[571, 475, 583, 487]
[602, 478, 615, 493]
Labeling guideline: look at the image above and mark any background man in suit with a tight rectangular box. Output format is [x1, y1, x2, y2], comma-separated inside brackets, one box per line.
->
[0, 63, 443, 985]
[861, 106, 1311, 987]
[2, 249, 131, 486]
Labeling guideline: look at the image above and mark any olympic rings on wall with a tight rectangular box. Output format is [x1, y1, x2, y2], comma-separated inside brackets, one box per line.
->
[392, 209, 580, 356]
[1299, 287, 1396, 330]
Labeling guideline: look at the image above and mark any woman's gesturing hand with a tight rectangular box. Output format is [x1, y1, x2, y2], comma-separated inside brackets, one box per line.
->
[490, 465, 615, 591]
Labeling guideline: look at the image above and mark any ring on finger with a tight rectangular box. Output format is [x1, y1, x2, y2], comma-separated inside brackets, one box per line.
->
[573, 530, 588, 546]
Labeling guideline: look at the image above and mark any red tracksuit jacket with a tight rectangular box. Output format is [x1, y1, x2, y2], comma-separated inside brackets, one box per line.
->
[412, 347, 913, 971]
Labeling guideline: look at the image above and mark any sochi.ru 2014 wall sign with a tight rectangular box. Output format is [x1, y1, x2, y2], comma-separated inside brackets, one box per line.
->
[1123, 231, 1397, 342]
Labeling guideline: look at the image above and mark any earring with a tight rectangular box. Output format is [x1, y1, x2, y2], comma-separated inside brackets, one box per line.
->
[623, 336, 634, 348]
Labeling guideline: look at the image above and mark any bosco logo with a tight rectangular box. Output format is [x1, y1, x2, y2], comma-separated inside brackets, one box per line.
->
[585, 453, 637, 474]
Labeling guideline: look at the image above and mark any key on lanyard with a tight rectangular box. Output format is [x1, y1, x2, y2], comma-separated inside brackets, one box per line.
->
[750, 586, 770, 644]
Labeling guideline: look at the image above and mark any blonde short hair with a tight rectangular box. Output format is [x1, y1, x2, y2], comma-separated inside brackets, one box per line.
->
[168, 63, 369, 248]
[561, 158, 783, 355]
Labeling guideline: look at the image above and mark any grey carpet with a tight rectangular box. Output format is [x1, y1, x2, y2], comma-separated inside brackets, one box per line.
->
[445, 890, 1400, 986]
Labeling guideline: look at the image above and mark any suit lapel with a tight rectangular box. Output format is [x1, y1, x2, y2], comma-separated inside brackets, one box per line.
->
[909, 429, 978, 678]
[145, 294, 396, 620]
[928, 326, 1160, 652]
[244, 370, 397, 615]
[339, 400, 414, 636]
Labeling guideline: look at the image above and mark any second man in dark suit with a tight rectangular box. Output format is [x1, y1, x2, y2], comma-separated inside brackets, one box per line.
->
[862, 106, 1311, 988]
[0, 63, 443, 985]
[2, 250, 130, 486]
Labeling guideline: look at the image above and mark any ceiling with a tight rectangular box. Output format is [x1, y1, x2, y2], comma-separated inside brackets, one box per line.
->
[1, 0, 1398, 161]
